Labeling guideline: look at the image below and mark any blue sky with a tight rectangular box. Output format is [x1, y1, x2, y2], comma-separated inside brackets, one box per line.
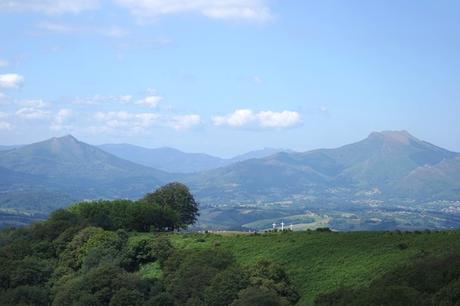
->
[0, 0, 459, 157]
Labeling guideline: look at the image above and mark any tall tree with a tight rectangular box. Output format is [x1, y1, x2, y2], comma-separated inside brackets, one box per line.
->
[142, 182, 199, 230]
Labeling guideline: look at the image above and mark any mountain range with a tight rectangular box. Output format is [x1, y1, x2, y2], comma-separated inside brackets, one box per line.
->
[0, 131, 459, 229]
[182, 131, 460, 204]
[98, 144, 286, 173]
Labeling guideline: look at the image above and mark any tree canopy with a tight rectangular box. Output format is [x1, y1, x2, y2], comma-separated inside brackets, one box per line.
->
[68, 182, 199, 232]
[142, 182, 199, 230]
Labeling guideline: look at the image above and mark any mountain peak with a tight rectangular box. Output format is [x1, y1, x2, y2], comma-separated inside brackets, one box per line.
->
[368, 130, 416, 144]
[54, 134, 78, 141]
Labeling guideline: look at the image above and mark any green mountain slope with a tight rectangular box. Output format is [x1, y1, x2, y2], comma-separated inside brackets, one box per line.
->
[140, 230, 460, 305]
[187, 131, 460, 203]
[0, 136, 170, 217]
[0, 135, 165, 179]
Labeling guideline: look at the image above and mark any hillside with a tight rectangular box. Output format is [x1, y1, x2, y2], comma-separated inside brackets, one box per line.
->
[0, 136, 170, 218]
[1, 202, 459, 306]
[148, 230, 460, 305]
[187, 131, 460, 203]
[0, 135, 165, 179]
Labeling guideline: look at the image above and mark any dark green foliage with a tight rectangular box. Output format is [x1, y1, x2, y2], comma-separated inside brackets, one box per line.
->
[109, 288, 145, 306]
[0, 285, 49, 306]
[145, 292, 175, 306]
[433, 278, 460, 306]
[315, 254, 460, 306]
[68, 200, 180, 232]
[151, 236, 174, 267]
[142, 182, 199, 230]
[162, 248, 298, 306]
[164, 249, 235, 304]
[121, 237, 157, 271]
[0, 183, 300, 306]
[204, 266, 249, 306]
[9, 257, 53, 287]
[246, 260, 300, 305]
[230, 286, 282, 306]
[52, 264, 153, 306]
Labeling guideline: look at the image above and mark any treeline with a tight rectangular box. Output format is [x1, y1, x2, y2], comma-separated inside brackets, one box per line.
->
[0, 182, 299, 306]
[69, 182, 199, 232]
[315, 253, 460, 306]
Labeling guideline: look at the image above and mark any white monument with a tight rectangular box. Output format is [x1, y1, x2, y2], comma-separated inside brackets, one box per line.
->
[281, 221, 285, 231]
[272, 222, 276, 230]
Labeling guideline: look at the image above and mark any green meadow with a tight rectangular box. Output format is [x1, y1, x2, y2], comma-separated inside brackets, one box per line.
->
[135, 230, 460, 305]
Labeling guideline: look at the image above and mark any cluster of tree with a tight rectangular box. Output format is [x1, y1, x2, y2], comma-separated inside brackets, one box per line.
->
[315, 254, 460, 306]
[69, 182, 199, 232]
[0, 182, 298, 306]
[163, 249, 299, 305]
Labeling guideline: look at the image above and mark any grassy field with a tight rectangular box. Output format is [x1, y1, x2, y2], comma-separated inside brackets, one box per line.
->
[132, 230, 460, 306]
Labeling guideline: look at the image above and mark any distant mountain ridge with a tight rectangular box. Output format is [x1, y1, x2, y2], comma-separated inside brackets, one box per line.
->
[1, 131, 459, 229]
[0, 135, 170, 214]
[184, 130, 460, 203]
[0, 145, 21, 151]
[99, 143, 288, 173]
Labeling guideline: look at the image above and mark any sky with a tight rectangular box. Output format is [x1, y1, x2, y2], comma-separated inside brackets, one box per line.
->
[0, 0, 459, 157]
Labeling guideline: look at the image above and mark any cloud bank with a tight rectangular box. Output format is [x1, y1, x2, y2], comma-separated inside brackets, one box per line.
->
[213, 109, 301, 129]
[0, 74, 24, 89]
[0, 0, 272, 22]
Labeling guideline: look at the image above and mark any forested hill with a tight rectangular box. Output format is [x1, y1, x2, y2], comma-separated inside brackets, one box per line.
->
[0, 183, 459, 306]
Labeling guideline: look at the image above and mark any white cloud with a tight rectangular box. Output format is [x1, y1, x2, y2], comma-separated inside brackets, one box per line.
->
[1, 0, 273, 23]
[213, 109, 255, 127]
[72, 94, 133, 105]
[16, 107, 50, 120]
[0, 73, 24, 89]
[94, 111, 160, 134]
[37, 21, 128, 38]
[93, 111, 200, 134]
[213, 109, 301, 129]
[115, 0, 272, 22]
[0, 60, 8, 67]
[257, 110, 301, 128]
[18, 99, 50, 108]
[0, 92, 6, 100]
[169, 114, 201, 130]
[0, 0, 101, 14]
[119, 95, 133, 103]
[51, 108, 74, 131]
[136, 95, 163, 108]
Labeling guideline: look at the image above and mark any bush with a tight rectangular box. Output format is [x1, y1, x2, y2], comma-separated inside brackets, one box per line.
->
[0, 285, 50, 306]
[231, 287, 282, 306]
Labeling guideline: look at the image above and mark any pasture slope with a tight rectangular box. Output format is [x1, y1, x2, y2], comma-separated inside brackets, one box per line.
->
[135, 230, 460, 305]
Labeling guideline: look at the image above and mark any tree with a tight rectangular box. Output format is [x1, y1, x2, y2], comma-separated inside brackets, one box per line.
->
[246, 260, 300, 305]
[164, 249, 235, 304]
[204, 266, 249, 306]
[0, 285, 50, 306]
[142, 182, 199, 230]
[231, 287, 282, 306]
